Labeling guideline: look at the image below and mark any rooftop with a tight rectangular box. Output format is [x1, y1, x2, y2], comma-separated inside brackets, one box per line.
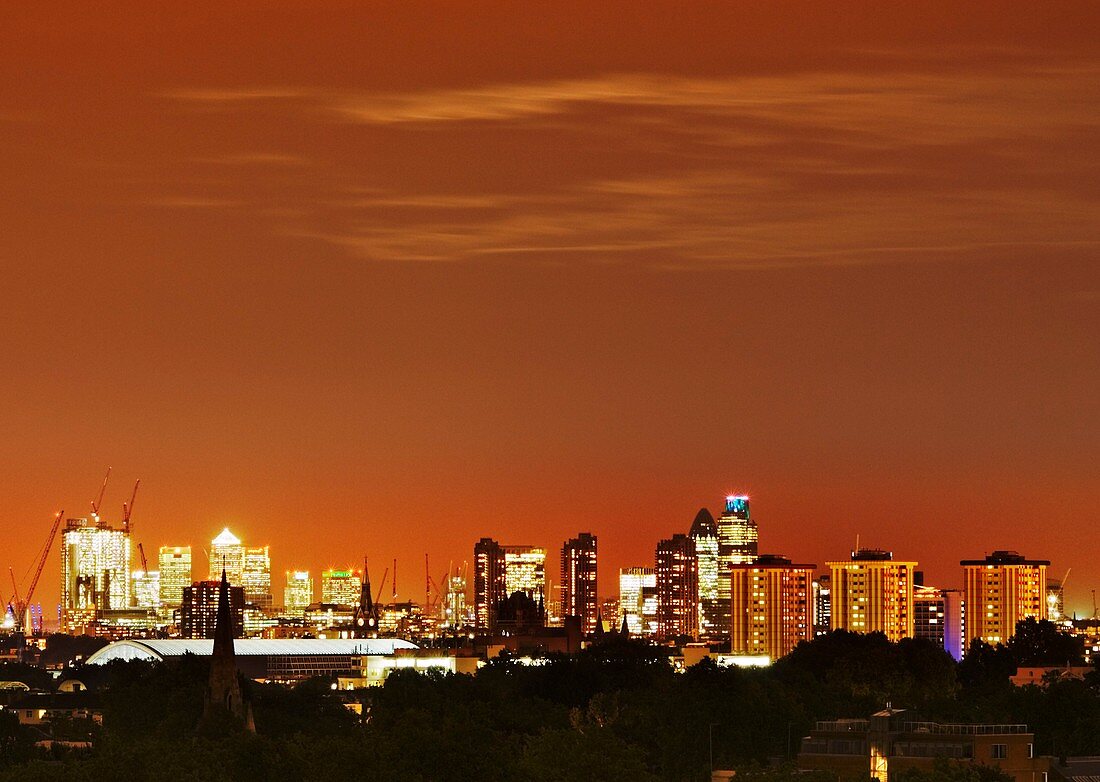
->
[85, 638, 418, 665]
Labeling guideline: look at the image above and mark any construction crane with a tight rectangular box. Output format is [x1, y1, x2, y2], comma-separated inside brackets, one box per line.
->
[122, 479, 140, 535]
[137, 542, 149, 573]
[90, 467, 111, 520]
[9, 510, 64, 635]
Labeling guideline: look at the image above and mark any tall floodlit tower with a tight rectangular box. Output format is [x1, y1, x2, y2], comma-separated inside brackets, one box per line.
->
[715, 495, 757, 637]
[60, 517, 132, 632]
[209, 528, 245, 583]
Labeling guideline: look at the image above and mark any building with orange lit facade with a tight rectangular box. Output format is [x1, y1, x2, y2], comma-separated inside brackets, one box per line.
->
[730, 555, 815, 660]
[961, 551, 1048, 647]
[655, 534, 698, 639]
[827, 549, 916, 642]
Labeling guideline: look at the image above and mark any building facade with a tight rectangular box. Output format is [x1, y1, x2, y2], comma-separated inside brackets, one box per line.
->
[242, 545, 272, 610]
[320, 569, 362, 606]
[619, 567, 657, 636]
[209, 528, 244, 583]
[283, 571, 313, 617]
[730, 554, 815, 660]
[715, 496, 758, 638]
[813, 573, 832, 636]
[913, 583, 965, 660]
[60, 517, 132, 631]
[503, 545, 546, 603]
[181, 579, 245, 639]
[561, 533, 598, 634]
[962, 551, 1048, 648]
[655, 534, 698, 639]
[158, 546, 192, 611]
[827, 549, 916, 642]
[689, 508, 721, 639]
[474, 538, 506, 631]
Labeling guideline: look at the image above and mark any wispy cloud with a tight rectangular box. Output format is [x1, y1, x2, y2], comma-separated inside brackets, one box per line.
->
[158, 60, 1100, 267]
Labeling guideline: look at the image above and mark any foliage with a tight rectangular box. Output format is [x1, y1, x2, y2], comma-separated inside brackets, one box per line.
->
[0, 630, 1096, 780]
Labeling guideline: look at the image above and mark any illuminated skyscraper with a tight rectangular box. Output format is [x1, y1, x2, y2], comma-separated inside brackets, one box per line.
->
[283, 571, 313, 617]
[242, 545, 272, 610]
[618, 567, 657, 636]
[503, 545, 546, 603]
[158, 546, 192, 609]
[320, 568, 362, 606]
[209, 528, 244, 583]
[60, 517, 132, 631]
[730, 555, 814, 660]
[715, 495, 757, 637]
[442, 570, 468, 630]
[961, 551, 1048, 648]
[827, 549, 916, 642]
[131, 569, 160, 612]
[474, 538, 506, 631]
[655, 534, 698, 639]
[689, 508, 720, 638]
[561, 533, 598, 633]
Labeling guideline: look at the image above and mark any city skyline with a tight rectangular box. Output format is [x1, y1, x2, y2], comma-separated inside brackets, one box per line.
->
[12, 482, 1084, 628]
[3, 2, 1098, 622]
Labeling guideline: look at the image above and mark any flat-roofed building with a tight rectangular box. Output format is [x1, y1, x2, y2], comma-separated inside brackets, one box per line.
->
[962, 551, 1048, 648]
[827, 549, 916, 642]
[730, 555, 815, 661]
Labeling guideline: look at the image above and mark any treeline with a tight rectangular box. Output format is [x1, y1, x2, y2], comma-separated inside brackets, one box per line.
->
[0, 621, 1096, 781]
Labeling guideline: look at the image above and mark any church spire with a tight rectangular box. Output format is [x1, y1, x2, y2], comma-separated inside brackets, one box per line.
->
[353, 556, 379, 638]
[203, 569, 254, 731]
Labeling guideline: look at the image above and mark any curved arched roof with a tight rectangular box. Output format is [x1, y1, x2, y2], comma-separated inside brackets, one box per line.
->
[85, 637, 418, 665]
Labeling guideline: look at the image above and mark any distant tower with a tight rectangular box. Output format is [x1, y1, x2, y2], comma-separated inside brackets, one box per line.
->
[474, 537, 506, 632]
[352, 558, 379, 638]
[561, 532, 598, 634]
[655, 534, 698, 639]
[689, 508, 720, 639]
[715, 496, 757, 638]
[203, 569, 254, 731]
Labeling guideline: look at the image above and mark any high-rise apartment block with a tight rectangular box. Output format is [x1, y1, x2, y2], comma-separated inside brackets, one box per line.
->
[961, 551, 1048, 648]
[619, 567, 658, 636]
[655, 534, 698, 639]
[283, 571, 313, 617]
[320, 568, 362, 606]
[60, 517, 132, 631]
[209, 528, 244, 583]
[689, 508, 720, 639]
[181, 579, 245, 639]
[827, 549, 916, 642]
[561, 533, 598, 634]
[730, 555, 815, 660]
[158, 546, 192, 610]
[474, 538, 506, 631]
[913, 582, 965, 660]
[716, 495, 758, 637]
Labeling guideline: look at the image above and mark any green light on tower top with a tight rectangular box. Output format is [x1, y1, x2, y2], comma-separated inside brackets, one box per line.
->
[725, 495, 750, 516]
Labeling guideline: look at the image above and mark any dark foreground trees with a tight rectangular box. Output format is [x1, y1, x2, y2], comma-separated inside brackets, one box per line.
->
[0, 627, 1096, 781]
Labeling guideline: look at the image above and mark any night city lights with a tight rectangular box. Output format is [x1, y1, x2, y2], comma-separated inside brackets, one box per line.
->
[2, 2, 1098, 781]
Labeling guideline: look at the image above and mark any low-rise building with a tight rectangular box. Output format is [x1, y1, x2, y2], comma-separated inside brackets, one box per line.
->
[798, 709, 1048, 782]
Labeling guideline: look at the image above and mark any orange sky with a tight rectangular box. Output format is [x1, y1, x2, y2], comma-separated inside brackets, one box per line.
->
[2, 2, 1098, 617]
